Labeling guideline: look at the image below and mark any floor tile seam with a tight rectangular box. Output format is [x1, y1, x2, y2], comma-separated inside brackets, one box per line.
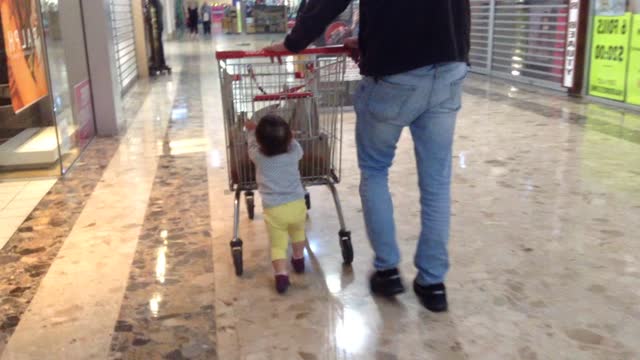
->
[0, 183, 28, 211]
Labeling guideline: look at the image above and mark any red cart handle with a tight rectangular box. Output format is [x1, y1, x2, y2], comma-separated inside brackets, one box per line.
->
[216, 45, 349, 60]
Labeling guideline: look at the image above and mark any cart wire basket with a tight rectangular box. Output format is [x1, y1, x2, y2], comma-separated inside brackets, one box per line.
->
[216, 46, 353, 276]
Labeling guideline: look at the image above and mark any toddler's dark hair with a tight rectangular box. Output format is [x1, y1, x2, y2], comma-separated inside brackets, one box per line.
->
[255, 114, 292, 157]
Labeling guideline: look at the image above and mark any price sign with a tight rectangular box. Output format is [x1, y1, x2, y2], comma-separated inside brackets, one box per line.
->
[626, 15, 640, 105]
[589, 13, 632, 101]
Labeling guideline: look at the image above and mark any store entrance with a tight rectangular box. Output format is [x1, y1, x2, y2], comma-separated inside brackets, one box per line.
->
[0, 0, 96, 179]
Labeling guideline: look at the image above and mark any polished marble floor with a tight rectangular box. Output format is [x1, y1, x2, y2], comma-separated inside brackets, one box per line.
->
[0, 36, 639, 360]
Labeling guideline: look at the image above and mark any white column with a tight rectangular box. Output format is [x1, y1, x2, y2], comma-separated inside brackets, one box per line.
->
[81, 0, 125, 136]
[132, 0, 150, 78]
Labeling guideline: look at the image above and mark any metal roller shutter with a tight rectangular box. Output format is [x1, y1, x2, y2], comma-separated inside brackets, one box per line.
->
[469, 0, 492, 74]
[470, 0, 569, 91]
[110, 0, 138, 95]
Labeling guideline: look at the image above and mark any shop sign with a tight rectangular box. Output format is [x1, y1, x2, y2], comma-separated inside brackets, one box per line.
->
[563, 0, 581, 88]
[74, 80, 95, 141]
[626, 14, 640, 105]
[0, 0, 49, 113]
[589, 13, 632, 101]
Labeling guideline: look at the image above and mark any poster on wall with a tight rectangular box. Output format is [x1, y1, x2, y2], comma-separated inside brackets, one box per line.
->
[626, 14, 640, 105]
[588, 12, 632, 101]
[74, 80, 94, 143]
[0, 0, 49, 114]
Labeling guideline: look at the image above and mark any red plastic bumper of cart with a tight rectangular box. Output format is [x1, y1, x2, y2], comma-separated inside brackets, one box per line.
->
[215, 46, 350, 60]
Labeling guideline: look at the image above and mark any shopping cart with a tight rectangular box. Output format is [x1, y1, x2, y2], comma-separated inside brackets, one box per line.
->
[216, 46, 353, 276]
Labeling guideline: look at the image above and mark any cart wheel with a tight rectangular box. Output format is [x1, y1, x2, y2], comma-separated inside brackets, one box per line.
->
[339, 230, 353, 265]
[230, 239, 243, 276]
[305, 192, 311, 210]
[245, 192, 255, 220]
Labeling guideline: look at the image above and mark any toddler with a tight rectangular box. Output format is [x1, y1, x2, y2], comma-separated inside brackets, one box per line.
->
[246, 114, 307, 294]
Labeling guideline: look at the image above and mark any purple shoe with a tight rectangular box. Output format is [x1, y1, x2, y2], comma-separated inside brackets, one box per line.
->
[275, 274, 290, 294]
[291, 257, 305, 274]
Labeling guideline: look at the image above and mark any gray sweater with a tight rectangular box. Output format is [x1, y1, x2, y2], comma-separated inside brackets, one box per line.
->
[248, 131, 306, 209]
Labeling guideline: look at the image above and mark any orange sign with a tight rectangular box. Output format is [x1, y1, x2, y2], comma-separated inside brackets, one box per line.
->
[0, 0, 49, 113]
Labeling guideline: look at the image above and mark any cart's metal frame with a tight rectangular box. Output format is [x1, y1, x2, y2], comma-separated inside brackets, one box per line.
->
[216, 46, 353, 276]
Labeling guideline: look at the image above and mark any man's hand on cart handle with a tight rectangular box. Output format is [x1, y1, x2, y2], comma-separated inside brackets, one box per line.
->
[245, 120, 257, 131]
[264, 42, 287, 53]
[343, 37, 360, 64]
[263, 42, 287, 64]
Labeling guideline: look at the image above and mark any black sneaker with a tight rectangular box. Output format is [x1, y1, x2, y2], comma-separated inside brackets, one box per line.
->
[370, 268, 405, 297]
[413, 280, 448, 312]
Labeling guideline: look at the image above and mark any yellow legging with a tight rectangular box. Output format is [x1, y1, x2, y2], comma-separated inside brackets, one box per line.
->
[264, 199, 307, 260]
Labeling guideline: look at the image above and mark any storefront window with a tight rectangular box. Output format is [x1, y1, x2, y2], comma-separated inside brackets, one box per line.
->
[39, 0, 95, 173]
[588, 0, 640, 105]
[0, 0, 60, 179]
[0, 0, 94, 179]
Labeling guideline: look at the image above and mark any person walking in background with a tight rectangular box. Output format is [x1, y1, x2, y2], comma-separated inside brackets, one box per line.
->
[201, 2, 212, 35]
[265, 0, 470, 312]
[187, 0, 199, 37]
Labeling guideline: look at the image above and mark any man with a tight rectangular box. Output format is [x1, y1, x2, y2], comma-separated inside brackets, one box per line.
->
[266, 0, 470, 312]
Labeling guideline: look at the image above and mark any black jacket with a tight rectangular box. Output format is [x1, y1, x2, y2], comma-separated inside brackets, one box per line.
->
[285, 0, 470, 77]
[296, 0, 307, 19]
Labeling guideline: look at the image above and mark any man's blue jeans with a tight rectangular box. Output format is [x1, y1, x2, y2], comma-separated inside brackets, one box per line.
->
[353, 62, 467, 286]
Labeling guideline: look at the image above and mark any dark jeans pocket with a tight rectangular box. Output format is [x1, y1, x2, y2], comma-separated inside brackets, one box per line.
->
[367, 79, 416, 125]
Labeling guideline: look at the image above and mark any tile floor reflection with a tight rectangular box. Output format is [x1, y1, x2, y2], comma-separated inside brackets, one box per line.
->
[0, 36, 638, 359]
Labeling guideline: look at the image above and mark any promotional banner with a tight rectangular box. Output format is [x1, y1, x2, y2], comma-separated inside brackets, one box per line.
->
[0, 0, 49, 113]
[626, 14, 640, 105]
[589, 13, 632, 101]
[74, 79, 95, 142]
[563, 0, 581, 88]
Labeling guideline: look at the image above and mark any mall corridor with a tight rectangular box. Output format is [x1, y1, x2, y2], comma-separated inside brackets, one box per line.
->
[0, 38, 639, 359]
